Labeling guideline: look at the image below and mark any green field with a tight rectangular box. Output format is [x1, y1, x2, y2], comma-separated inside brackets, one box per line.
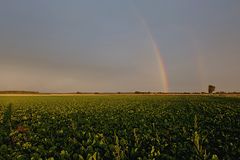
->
[0, 95, 240, 160]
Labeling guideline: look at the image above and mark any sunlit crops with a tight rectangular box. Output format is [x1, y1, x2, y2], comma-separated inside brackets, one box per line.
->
[0, 95, 240, 159]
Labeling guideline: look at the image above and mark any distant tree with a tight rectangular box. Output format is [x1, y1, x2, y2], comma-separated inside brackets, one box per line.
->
[208, 85, 215, 94]
[134, 91, 141, 94]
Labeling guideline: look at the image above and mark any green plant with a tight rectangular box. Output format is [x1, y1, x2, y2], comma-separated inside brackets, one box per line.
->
[0, 95, 238, 159]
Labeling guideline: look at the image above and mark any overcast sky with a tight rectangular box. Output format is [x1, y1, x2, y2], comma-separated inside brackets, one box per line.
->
[0, 0, 240, 92]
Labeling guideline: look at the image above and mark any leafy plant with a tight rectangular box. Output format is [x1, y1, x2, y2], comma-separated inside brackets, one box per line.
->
[0, 95, 239, 159]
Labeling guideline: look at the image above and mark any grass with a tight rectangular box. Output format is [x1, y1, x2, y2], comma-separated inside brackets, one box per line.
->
[0, 95, 239, 159]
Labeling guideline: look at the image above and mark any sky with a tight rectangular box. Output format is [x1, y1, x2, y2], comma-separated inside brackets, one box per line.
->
[0, 0, 240, 92]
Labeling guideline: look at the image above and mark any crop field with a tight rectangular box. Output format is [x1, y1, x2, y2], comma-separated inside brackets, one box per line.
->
[0, 95, 239, 160]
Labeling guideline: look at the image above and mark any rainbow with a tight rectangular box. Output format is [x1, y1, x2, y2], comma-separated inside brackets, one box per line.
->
[190, 33, 207, 92]
[132, 5, 169, 92]
[148, 32, 169, 92]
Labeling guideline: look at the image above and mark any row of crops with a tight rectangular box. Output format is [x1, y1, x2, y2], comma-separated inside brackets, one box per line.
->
[0, 95, 240, 159]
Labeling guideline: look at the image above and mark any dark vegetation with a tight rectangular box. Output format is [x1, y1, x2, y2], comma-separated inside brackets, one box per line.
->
[1, 90, 240, 95]
[208, 85, 216, 94]
[0, 95, 240, 159]
[0, 91, 39, 94]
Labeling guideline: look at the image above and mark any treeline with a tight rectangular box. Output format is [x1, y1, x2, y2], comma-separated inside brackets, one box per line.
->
[76, 91, 240, 95]
[215, 91, 240, 94]
[0, 91, 39, 94]
[0, 91, 239, 95]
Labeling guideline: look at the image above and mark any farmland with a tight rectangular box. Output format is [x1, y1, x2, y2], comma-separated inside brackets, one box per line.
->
[0, 95, 240, 159]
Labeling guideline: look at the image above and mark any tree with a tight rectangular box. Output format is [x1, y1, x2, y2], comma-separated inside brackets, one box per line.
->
[208, 85, 215, 94]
